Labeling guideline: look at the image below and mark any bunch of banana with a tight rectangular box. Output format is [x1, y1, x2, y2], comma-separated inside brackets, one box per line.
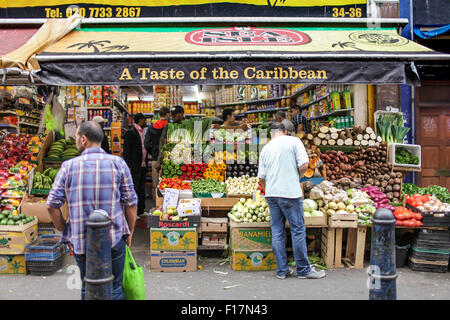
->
[46, 137, 79, 161]
[33, 168, 60, 190]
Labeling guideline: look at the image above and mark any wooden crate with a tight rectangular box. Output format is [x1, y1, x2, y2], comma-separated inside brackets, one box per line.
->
[342, 227, 368, 269]
[321, 227, 344, 268]
[328, 213, 357, 228]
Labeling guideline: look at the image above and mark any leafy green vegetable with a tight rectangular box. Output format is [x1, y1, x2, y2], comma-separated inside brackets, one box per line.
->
[395, 148, 419, 165]
[191, 178, 226, 193]
[401, 183, 450, 203]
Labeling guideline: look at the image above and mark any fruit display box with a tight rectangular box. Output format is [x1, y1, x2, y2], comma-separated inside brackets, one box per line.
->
[147, 215, 200, 229]
[0, 219, 38, 254]
[231, 249, 277, 271]
[229, 221, 272, 250]
[150, 250, 197, 272]
[150, 228, 198, 251]
[0, 254, 27, 275]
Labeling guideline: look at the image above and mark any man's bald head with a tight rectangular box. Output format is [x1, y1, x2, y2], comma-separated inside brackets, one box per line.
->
[77, 121, 104, 143]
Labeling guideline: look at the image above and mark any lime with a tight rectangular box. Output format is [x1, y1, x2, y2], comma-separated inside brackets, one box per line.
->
[15, 220, 21, 225]
[0, 219, 7, 225]
[18, 213, 25, 219]
[12, 215, 20, 221]
[0, 214, 4, 220]
[7, 220, 15, 225]
[1, 210, 9, 215]
[21, 219, 28, 225]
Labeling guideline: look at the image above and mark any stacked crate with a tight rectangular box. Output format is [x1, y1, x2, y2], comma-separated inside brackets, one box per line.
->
[409, 229, 450, 273]
[24, 236, 66, 276]
[150, 227, 198, 272]
[0, 219, 38, 275]
[200, 218, 228, 248]
[229, 221, 276, 271]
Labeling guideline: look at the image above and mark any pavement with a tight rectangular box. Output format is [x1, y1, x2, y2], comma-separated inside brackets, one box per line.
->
[1, 225, 449, 300]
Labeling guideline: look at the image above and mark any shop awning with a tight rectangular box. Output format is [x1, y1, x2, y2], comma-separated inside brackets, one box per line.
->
[8, 24, 450, 85]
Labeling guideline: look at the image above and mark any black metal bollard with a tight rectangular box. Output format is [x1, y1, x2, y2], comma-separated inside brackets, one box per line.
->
[85, 209, 114, 300]
[368, 208, 398, 300]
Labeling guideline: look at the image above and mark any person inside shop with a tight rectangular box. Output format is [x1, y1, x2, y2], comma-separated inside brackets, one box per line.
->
[274, 111, 295, 134]
[209, 108, 251, 144]
[92, 115, 111, 154]
[47, 120, 138, 300]
[155, 105, 185, 172]
[123, 113, 148, 219]
[258, 122, 326, 280]
[144, 107, 170, 201]
[292, 105, 311, 134]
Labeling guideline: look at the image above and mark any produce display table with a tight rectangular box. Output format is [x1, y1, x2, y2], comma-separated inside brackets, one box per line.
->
[156, 194, 240, 211]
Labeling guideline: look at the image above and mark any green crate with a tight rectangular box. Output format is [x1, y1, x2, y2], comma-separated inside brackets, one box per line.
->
[30, 189, 50, 196]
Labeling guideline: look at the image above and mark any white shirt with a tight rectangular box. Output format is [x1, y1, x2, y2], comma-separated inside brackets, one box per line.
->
[258, 135, 309, 199]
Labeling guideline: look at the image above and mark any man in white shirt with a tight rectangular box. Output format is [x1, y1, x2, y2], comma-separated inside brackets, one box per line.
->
[258, 123, 326, 280]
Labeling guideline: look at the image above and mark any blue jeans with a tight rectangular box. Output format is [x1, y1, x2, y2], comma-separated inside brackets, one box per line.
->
[74, 236, 126, 300]
[266, 197, 311, 277]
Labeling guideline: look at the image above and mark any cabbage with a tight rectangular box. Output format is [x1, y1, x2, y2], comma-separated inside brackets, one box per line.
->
[303, 199, 318, 212]
[312, 210, 324, 216]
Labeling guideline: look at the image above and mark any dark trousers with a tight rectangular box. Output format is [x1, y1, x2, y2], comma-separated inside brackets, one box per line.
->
[74, 236, 126, 300]
[131, 166, 147, 215]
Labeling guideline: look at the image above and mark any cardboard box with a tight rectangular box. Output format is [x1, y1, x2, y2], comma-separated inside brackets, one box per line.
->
[0, 220, 38, 254]
[230, 224, 272, 250]
[177, 199, 201, 218]
[0, 254, 26, 275]
[201, 217, 228, 233]
[150, 250, 197, 272]
[20, 194, 69, 224]
[231, 249, 277, 271]
[147, 215, 200, 229]
[150, 228, 197, 251]
[202, 232, 227, 246]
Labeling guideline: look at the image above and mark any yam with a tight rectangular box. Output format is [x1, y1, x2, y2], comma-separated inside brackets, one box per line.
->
[321, 139, 328, 146]
[365, 127, 374, 135]
[330, 132, 339, 140]
[385, 185, 393, 192]
[344, 138, 353, 146]
[356, 134, 363, 141]
[319, 126, 330, 134]
[318, 132, 327, 139]
[313, 137, 322, 146]
[337, 139, 344, 146]
[328, 139, 336, 146]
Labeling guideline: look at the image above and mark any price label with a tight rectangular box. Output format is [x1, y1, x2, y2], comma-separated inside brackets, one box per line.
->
[163, 188, 179, 213]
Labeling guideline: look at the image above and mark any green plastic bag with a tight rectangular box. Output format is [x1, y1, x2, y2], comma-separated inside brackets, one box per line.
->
[123, 245, 146, 300]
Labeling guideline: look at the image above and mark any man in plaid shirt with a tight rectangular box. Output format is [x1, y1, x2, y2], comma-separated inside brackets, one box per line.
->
[292, 105, 311, 134]
[47, 121, 138, 300]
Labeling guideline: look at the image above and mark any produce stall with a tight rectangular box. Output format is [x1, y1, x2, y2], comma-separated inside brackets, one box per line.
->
[1, 18, 449, 274]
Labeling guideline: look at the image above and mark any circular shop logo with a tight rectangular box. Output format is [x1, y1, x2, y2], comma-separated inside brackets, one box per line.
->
[250, 252, 264, 267]
[349, 31, 409, 46]
[167, 231, 181, 246]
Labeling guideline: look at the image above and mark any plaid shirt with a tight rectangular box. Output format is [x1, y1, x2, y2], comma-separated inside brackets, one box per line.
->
[293, 114, 311, 134]
[47, 147, 138, 255]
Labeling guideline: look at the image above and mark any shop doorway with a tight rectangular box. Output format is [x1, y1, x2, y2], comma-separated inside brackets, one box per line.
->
[416, 81, 450, 189]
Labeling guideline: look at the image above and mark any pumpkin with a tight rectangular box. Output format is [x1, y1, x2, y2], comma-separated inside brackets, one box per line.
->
[304, 168, 314, 178]
[309, 158, 318, 169]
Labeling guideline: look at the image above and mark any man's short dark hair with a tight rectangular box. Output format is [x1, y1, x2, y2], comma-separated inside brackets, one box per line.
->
[78, 121, 104, 143]
[171, 105, 185, 115]
[134, 113, 146, 123]
[270, 122, 286, 132]
[276, 111, 286, 119]
[222, 108, 234, 122]
[159, 107, 170, 117]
